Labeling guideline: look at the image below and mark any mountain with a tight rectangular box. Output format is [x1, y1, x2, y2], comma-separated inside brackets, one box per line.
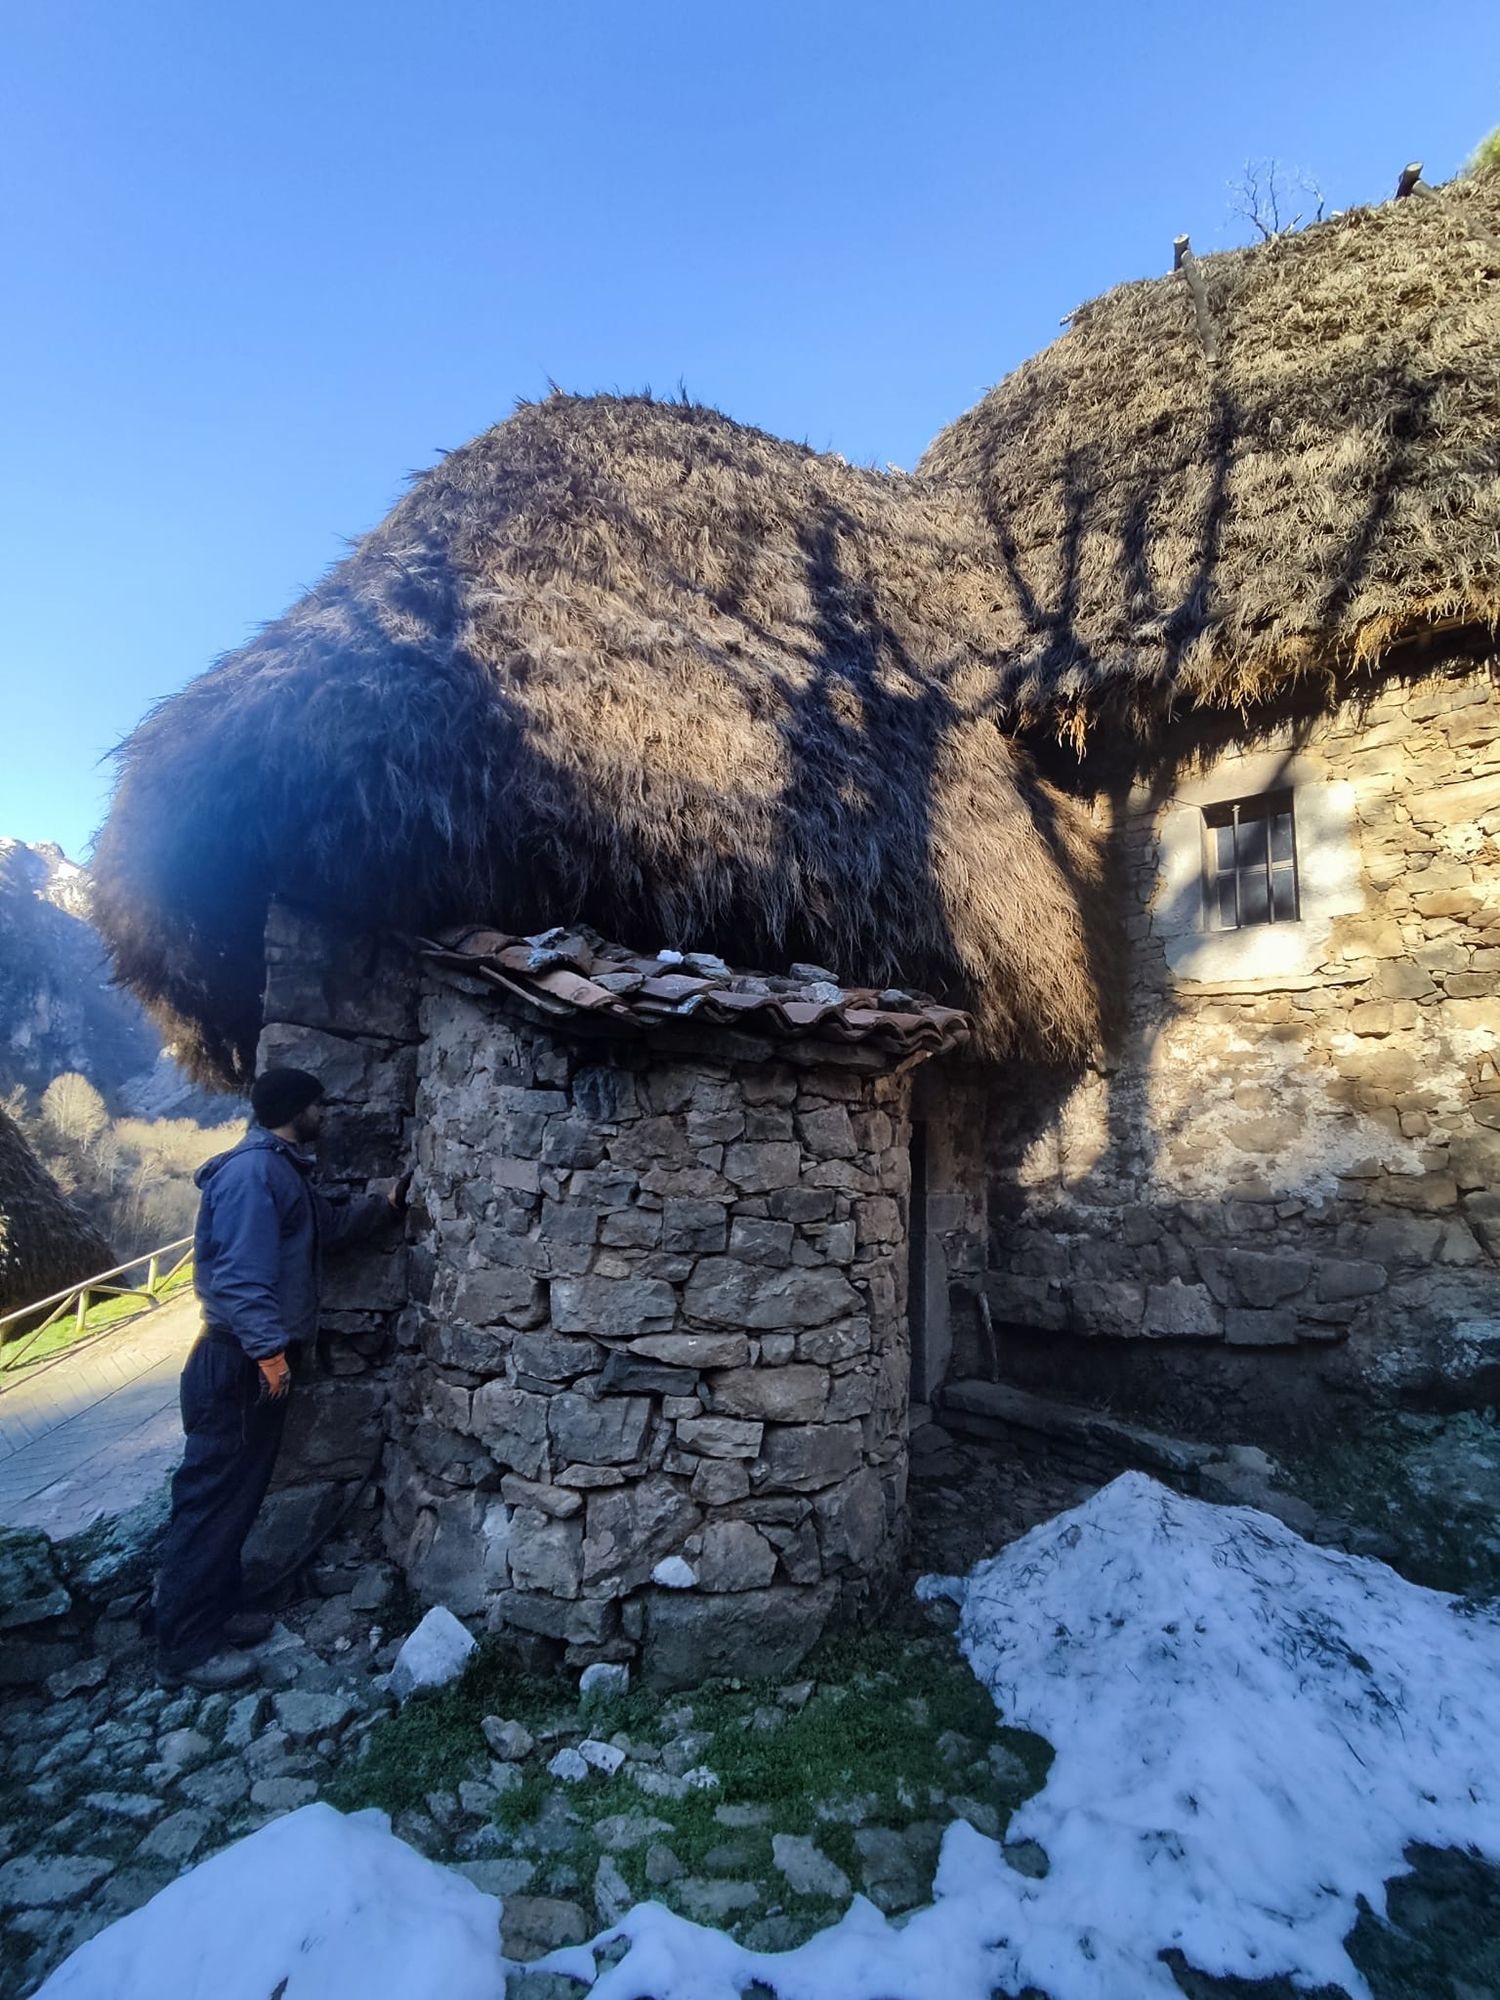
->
[0, 838, 231, 1119]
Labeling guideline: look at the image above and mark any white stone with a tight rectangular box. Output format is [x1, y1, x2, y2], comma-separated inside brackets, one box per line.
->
[548, 1747, 590, 1783]
[580, 1661, 630, 1700]
[651, 1556, 697, 1590]
[578, 1738, 626, 1776]
[390, 1606, 477, 1701]
[772, 1831, 852, 1899]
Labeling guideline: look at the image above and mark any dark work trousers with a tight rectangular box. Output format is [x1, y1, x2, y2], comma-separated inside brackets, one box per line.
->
[154, 1330, 288, 1670]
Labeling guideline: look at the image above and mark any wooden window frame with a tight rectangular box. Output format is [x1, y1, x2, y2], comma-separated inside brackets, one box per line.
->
[1201, 789, 1300, 932]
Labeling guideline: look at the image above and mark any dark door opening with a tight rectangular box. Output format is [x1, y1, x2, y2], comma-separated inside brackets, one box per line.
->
[908, 1119, 930, 1403]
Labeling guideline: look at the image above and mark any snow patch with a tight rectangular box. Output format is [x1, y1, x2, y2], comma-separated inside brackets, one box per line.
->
[35, 1803, 504, 1999]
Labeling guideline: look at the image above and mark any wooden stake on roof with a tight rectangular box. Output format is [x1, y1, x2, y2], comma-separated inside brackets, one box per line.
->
[1173, 235, 1220, 363]
[1395, 162, 1424, 199]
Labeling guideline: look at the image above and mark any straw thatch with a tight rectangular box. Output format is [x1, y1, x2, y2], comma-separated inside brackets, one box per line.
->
[0, 1108, 114, 1317]
[93, 394, 1110, 1086]
[919, 175, 1500, 746]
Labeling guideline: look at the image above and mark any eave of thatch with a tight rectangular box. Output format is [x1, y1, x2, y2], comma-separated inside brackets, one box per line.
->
[0, 1110, 114, 1316]
[917, 175, 1500, 747]
[92, 394, 1111, 1087]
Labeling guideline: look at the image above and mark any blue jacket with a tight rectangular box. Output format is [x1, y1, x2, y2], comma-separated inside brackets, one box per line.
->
[193, 1128, 391, 1361]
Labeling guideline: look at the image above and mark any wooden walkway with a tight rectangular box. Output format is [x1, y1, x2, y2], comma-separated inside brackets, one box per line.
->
[0, 1294, 199, 1538]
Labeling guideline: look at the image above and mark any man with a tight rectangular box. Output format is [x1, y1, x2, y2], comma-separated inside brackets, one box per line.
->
[155, 1066, 408, 1690]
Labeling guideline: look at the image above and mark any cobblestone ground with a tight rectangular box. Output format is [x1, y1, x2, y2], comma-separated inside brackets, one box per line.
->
[0, 1416, 1085, 1997]
[6, 1428, 1491, 1999]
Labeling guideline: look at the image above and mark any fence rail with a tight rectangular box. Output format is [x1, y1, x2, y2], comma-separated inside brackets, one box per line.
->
[0, 1236, 195, 1377]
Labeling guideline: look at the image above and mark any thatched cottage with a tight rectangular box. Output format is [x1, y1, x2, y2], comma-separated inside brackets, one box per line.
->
[92, 175, 1499, 1679]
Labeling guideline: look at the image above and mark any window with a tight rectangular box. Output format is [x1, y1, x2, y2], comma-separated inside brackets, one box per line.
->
[1203, 790, 1299, 930]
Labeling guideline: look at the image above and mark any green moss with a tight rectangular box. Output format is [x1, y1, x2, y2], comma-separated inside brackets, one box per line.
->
[327, 1617, 1051, 1942]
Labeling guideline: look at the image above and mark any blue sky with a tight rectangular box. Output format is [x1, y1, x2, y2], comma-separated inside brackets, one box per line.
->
[4, 0, 1496, 858]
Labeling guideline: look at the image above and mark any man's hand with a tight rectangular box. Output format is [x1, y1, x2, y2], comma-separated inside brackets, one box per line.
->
[388, 1169, 413, 1214]
[258, 1352, 292, 1400]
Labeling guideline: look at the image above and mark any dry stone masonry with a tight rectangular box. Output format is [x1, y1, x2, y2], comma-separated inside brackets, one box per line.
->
[390, 983, 919, 1686]
[978, 657, 1500, 1443]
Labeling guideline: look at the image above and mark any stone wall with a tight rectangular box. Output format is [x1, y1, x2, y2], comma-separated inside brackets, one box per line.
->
[389, 983, 916, 1687]
[250, 904, 417, 1587]
[974, 655, 1500, 1446]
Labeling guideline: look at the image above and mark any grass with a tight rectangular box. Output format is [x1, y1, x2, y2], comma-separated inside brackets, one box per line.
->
[327, 1617, 1053, 1943]
[0, 1259, 194, 1375]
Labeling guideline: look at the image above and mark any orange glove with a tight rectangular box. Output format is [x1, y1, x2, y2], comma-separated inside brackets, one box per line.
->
[258, 1352, 292, 1400]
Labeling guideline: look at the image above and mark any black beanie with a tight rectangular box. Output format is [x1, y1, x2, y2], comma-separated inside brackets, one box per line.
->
[251, 1067, 325, 1130]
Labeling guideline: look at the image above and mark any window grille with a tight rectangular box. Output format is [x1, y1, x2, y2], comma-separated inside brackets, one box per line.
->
[1203, 791, 1298, 931]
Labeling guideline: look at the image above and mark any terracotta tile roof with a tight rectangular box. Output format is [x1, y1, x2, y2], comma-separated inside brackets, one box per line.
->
[418, 926, 972, 1061]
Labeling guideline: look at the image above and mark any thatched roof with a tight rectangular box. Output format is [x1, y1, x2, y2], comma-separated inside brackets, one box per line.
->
[93, 394, 1109, 1086]
[0, 1109, 114, 1317]
[919, 175, 1500, 746]
[95, 178, 1496, 1086]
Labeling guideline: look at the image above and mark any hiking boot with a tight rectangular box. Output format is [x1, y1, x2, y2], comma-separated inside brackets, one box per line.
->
[222, 1611, 275, 1646]
[157, 1646, 257, 1691]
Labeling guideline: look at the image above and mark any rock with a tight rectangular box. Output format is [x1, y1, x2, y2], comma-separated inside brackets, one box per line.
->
[138, 1808, 218, 1866]
[578, 1738, 626, 1776]
[349, 1562, 397, 1611]
[988, 1743, 1033, 1792]
[507, 1510, 584, 1597]
[391, 1606, 476, 1699]
[642, 1582, 836, 1689]
[488, 1761, 525, 1795]
[695, 1521, 777, 1593]
[0, 1529, 70, 1630]
[501, 1895, 591, 1961]
[0, 1853, 113, 1911]
[593, 1853, 633, 1924]
[683, 1260, 859, 1330]
[178, 1759, 252, 1810]
[583, 1476, 701, 1592]
[703, 1840, 758, 1873]
[690, 1458, 751, 1506]
[644, 1842, 683, 1885]
[56, 1482, 171, 1599]
[758, 1422, 863, 1493]
[44, 1655, 110, 1699]
[675, 1876, 761, 1922]
[223, 1691, 269, 1751]
[1004, 1838, 1050, 1879]
[675, 1415, 764, 1459]
[630, 1333, 750, 1370]
[813, 1468, 887, 1569]
[854, 1826, 930, 1912]
[595, 1813, 674, 1852]
[482, 1716, 535, 1762]
[240, 1483, 344, 1602]
[597, 1351, 696, 1397]
[272, 1689, 359, 1741]
[709, 1366, 830, 1423]
[249, 1777, 319, 1811]
[548, 1391, 652, 1466]
[772, 1832, 850, 1900]
[82, 1793, 162, 1825]
[157, 1727, 213, 1773]
[551, 1276, 676, 1339]
[452, 1857, 537, 1898]
[548, 1747, 590, 1782]
[660, 1730, 715, 1776]
[947, 1795, 1002, 1837]
[500, 1476, 583, 1520]
[458, 1779, 501, 1817]
[580, 1661, 630, 1700]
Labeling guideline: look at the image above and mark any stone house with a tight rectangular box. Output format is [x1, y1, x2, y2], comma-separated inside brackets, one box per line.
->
[93, 173, 1499, 1677]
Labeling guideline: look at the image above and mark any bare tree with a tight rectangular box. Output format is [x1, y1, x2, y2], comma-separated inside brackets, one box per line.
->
[40, 1072, 108, 1149]
[1229, 159, 1327, 242]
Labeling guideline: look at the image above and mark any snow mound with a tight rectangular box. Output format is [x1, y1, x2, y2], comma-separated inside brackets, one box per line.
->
[41, 1477, 1500, 2000]
[36, 1802, 504, 1999]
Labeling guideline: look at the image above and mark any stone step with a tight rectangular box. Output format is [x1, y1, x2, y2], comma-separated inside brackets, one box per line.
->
[936, 1378, 1219, 1478]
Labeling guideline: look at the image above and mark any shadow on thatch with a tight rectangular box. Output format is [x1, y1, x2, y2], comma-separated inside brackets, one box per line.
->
[89, 176, 1498, 1090]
